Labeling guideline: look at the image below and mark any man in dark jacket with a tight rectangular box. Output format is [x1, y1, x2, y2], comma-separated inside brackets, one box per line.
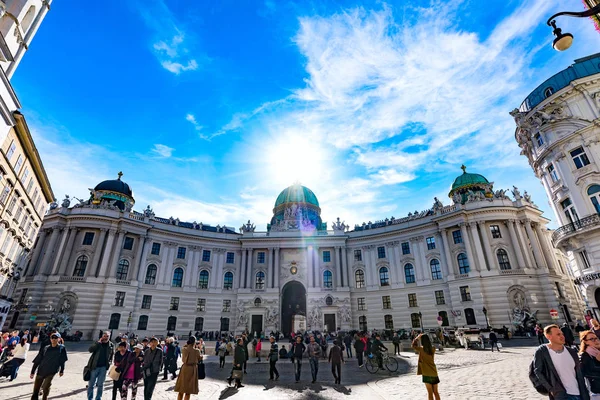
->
[143, 337, 163, 400]
[291, 336, 306, 382]
[561, 323, 575, 348]
[533, 324, 589, 400]
[30, 332, 68, 400]
[269, 336, 280, 380]
[392, 332, 401, 355]
[329, 340, 344, 384]
[241, 334, 250, 374]
[354, 334, 365, 367]
[343, 334, 353, 359]
[372, 334, 387, 369]
[162, 338, 177, 380]
[86, 330, 115, 400]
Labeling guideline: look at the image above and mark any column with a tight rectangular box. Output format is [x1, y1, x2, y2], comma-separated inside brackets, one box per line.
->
[157, 244, 171, 284]
[132, 236, 149, 282]
[245, 248, 253, 289]
[468, 223, 487, 272]
[409, 238, 423, 281]
[334, 246, 342, 287]
[268, 247, 274, 289]
[50, 228, 69, 275]
[274, 247, 280, 288]
[313, 246, 320, 288]
[210, 249, 219, 288]
[459, 223, 476, 275]
[58, 228, 78, 275]
[534, 223, 558, 271]
[344, 247, 351, 288]
[386, 242, 397, 285]
[506, 220, 526, 269]
[392, 243, 402, 284]
[524, 219, 546, 269]
[28, 229, 47, 276]
[161, 245, 176, 285]
[217, 250, 226, 288]
[515, 221, 534, 268]
[416, 238, 427, 282]
[188, 248, 199, 288]
[40, 228, 60, 275]
[107, 230, 126, 279]
[369, 246, 378, 287]
[97, 229, 117, 277]
[90, 229, 108, 277]
[239, 249, 247, 289]
[438, 229, 453, 278]
[307, 247, 314, 288]
[477, 222, 495, 271]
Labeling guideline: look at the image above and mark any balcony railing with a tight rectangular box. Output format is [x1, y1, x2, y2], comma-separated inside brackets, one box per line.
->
[59, 276, 86, 282]
[552, 213, 600, 246]
[116, 279, 131, 286]
[500, 269, 525, 275]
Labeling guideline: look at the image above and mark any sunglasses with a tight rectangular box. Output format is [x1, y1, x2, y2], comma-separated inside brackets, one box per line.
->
[51, 336, 59, 339]
[586, 337, 600, 342]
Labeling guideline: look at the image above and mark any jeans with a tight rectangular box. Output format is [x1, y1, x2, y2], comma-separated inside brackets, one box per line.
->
[143, 372, 159, 400]
[393, 343, 400, 355]
[345, 345, 352, 358]
[490, 341, 500, 352]
[269, 359, 279, 379]
[112, 379, 123, 400]
[564, 396, 582, 400]
[309, 358, 319, 381]
[331, 362, 341, 383]
[31, 374, 55, 400]
[10, 358, 25, 380]
[294, 359, 302, 381]
[88, 366, 107, 400]
[357, 351, 364, 366]
[219, 356, 225, 368]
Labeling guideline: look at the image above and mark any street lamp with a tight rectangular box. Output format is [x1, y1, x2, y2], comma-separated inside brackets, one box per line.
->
[482, 307, 490, 329]
[418, 311, 423, 332]
[546, 4, 600, 51]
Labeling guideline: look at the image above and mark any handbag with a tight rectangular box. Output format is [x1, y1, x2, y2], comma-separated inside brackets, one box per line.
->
[232, 369, 243, 380]
[83, 366, 91, 381]
[197, 361, 205, 380]
[108, 365, 121, 381]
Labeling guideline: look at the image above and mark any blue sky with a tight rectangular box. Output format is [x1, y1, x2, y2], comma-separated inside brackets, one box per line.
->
[12, 0, 600, 230]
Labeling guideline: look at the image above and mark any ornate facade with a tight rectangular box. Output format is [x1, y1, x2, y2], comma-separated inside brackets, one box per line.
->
[3, 168, 582, 337]
[512, 52, 600, 318]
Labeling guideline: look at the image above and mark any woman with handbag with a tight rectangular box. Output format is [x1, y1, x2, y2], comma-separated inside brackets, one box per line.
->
[118, 344, 143, 399]
[227, 338, 245, 389]
[111, 342, 129, 400]
[174, 336, 203, 400]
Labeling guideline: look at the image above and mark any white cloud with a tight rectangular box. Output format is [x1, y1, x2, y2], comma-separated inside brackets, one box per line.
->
[151, 144, 174, 158]
[185, 113, 203, 131]
[161, 59, 198, 74]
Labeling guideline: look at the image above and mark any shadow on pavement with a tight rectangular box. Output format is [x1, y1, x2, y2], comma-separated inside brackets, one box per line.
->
[219, 386, 239, 399]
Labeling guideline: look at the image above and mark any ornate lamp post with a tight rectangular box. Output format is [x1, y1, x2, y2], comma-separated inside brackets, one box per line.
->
[482, 307, 490, 329]
[547, 3, 600, 51]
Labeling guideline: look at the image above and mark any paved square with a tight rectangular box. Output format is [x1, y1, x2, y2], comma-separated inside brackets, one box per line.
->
[1, 341, 540, 399]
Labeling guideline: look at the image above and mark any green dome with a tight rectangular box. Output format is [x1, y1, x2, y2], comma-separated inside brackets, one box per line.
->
[274, 184, 320, 208]
[450, 165, 489, 193]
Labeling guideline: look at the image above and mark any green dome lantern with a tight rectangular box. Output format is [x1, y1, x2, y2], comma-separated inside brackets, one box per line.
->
[448, 165, 493, 204]
[274, 184, 320, 208]
[269, 183, 324, 231]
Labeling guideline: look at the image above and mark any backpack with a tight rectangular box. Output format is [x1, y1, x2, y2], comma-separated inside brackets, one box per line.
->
[528, 359, 549, 396]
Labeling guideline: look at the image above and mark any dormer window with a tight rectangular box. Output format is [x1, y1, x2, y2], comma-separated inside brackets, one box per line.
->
[534, 133, 544, 147]
[544, 87, 554, 98]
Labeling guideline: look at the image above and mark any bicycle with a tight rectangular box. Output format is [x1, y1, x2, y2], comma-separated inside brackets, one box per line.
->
[365, 351, 398, 373]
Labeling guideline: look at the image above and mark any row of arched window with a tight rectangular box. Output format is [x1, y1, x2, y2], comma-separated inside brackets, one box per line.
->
[357, 309, 476, 330]
[109, 313, 226, 332]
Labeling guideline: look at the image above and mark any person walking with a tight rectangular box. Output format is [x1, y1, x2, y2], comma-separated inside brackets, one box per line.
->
[228, 338, 245, 388]
[579, 330, 600, 398]
[291, 336, 306, 383]
[241, 334, 250, 374]
[489, 331, 500, 352]
[118, 344, 143, 400]
[87, 330, 115, 400]
[372, 334, 387, 369]
[536, 324, 545, 345]
[306, 335, 321, 383]
[532, 324, 589, 400]
[255, 338, 262, 362]
[354, 334, 365, 368]
[30, 332, 68, 400]
[392, 332, 401, 356]
[329, 340, 344, 385]
[8, 336, 30, 381]
[268, 336, 280, 381]
[112, 342, 129, 400]
[174, 336, 203, 400]
[562, 323, 576, 348]
[217, 339, 227, 368]
[162, 337, 178, 380]
[412, 333, 440, 400]
[343, 334, 353, 359]
[142, 338, 163, 400]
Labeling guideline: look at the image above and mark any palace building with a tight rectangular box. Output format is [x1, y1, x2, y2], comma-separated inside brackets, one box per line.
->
[4, 168, 583, 337]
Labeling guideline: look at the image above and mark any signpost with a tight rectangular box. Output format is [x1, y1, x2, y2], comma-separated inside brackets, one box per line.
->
[550, 309, 559, 320]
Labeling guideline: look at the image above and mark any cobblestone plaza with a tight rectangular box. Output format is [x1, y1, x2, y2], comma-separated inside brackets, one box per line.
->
[1, 340, 540, 400]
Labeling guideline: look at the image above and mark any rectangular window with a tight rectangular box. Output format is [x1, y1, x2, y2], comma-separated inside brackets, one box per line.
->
[177, 247, 186, 259]
[401, 242, 410, 255]
[257, 251, 265, 264]
[354, 249, 362, 261]
[547, 164, 559, 182]
[581, 250, 592, 269]
[123, 237, 134, 250]
[26, 178, 34, 193]
[114, 291, 126, 307]
[426, 237, 436, 250]
[202, 250, 211, 262]
[411, 313, 421, 328]
[357, 297, 366, 311]
[323, 250, 331, 263]
[14, 155, 23, 174]
[196, 298, 206, 312]
[377, 246, 386, 259]
[18, 289, 28, 304]
[460, 286, 471, 302]
[555, 282, 564, 298]
[0, 185, 10, 204]
[382, 295, 392, 309]
[21, 167, 29, 183]
[435, 290, 445, 305]
[151, 242, 161, 255]
[82, 232, 94, 245]
[226, 252, 235, 264]
[571, 147, 591, 169]
[222, 299, 231, 312]
[141, 295, 152, 309]
[452, 230, 462, 244]
[6, 140, 16, 160]
[169, 297, 180, 311]
[14, 205, 22, 222]
[490, 225, 501, 239]
[534, 133, 544, 147]
[7, 197, 16, 214]
[408, 293, 418, 307]
[384, 315, 394, 330]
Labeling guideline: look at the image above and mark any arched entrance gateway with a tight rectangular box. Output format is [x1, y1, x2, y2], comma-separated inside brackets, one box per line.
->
[281, 281, 306, 337]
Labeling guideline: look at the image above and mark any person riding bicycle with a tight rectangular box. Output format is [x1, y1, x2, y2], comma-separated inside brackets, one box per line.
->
[372, 334, 387, 369]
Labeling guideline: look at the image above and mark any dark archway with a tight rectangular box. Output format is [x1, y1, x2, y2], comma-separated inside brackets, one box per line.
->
[281, 281, 306, 337]
[595, 288, 600, 310]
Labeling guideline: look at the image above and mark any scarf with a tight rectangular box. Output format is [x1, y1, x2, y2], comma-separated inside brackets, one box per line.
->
[586, 345, 600, 358]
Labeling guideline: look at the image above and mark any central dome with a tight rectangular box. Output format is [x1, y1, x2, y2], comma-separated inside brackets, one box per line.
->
[274, 184, 319, 208]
